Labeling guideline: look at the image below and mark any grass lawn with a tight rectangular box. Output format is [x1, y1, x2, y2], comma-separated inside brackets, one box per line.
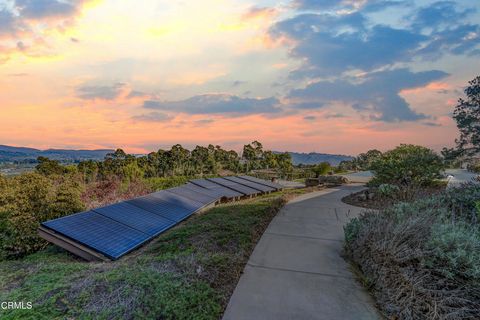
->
[0, 188, 310, 320]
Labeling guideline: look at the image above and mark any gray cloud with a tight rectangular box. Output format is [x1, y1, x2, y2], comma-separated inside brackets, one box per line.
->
[271, 13, 426, 78]
[16, 41, 26, 51]
[270, 1, 479, 78]
[76, 83, 126, 100]
[416, 24, 480, 59]
[303, 115, 316, 121]
[289, 68, 449, 122]
[294, 0, 341, 10]
[422, 121, 442, 127]
[291, 101, 325, 109]
[127, 90, 150, 99]
[0, 8, 18, 35]
[143, 94, 282, 115]
[232, 80, 246, 87]
[294, 0, 407, 11]
[132, 112, 172, 122]
[411, 1, 470, 30]
[325, 113, 346, 119]
[194, 119, 215, 126]
[268, 0, 477, 123]
[15, 0, 81, 19]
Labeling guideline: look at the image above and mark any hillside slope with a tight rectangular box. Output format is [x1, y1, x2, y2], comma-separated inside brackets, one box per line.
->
[0, 145, 113, 162]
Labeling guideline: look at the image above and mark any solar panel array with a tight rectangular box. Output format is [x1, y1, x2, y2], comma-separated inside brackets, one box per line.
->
[206, 177, 259, 195]
[223, 176, 276, 193]
[40, 176, 282, 261]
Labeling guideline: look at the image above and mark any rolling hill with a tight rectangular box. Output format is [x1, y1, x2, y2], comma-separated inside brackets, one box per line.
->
[283, 152, 353, 166]
[0, 145, 114, 163]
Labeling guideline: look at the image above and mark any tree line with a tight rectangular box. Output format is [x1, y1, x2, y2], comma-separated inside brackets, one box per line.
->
[35, 140, 293, 183]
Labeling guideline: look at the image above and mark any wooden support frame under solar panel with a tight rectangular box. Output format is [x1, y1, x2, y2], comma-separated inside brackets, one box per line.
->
[38, 226, 110, 262]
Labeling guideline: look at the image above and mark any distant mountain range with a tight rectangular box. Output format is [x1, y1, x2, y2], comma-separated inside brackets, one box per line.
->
[278, 152, 354, 166]
[0, 145, 353, 166]
[0, 145, 114, 163]
[275, 152, 353, 166]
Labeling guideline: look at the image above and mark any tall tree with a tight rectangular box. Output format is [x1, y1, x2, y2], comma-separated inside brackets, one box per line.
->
[77, 160, 98, 183]
[36, 156, 67, 176]
[242, 141, 264, 171]
[356, 149, 382, 170]
[452, 76, 480, 156]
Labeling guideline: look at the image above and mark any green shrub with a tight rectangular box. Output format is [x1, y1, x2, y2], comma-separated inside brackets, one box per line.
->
[369, 144, 444, 187]
[0, 173, 85, 258]
[312, 162, 331, 177]
[425, 222, 480, 280]
[443, 182, 480, 222]
[377, 184, 400, 198]
[343, 217, 361, 243]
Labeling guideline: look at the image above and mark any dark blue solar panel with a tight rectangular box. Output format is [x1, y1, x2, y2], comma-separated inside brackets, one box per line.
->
[207, 177, 259, 196]
[223, 176, 275, 192]
[189, 179, 243, 198]
[238, 175, 283, 190]
[166, 186, 219, 205]
[150, 191, 204, 211]
[93, 202, 175, 236]
[183, 183, 227, 199]
[42, 211, 150, 260]
[127, 195, 195, 222]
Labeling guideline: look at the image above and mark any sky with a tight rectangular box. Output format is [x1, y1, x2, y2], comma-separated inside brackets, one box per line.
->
[0, 0, 479, 155]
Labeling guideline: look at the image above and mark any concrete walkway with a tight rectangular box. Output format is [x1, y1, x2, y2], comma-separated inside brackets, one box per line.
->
[223, 185, 381, 320]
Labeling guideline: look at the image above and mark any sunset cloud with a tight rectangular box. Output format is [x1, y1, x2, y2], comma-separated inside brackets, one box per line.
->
[76, 82, 127, 100]
[242, 6, 278, 21]
[143, 94, 282, 116]
[289, 69, 449, 122]
[131, 112, 172, 122]
[0, 0, 478, 154]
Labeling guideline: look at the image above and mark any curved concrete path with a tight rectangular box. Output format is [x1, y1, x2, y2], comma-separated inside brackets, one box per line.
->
[223, 184, 381, 320]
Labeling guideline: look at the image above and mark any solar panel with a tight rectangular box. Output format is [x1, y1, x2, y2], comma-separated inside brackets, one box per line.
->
[150, 190, 205, 211]
[166, 185, 219, 205]
[238, 175, 283, 190]
[93, 202, 175, 236]
[189, 179, 243, 198]
[42, 211, 150, 260]
[183, 183, 229, 199]
[207, 177, 259, 196]
[127, 195, 195, 222]
[223, 176, 275, 192]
